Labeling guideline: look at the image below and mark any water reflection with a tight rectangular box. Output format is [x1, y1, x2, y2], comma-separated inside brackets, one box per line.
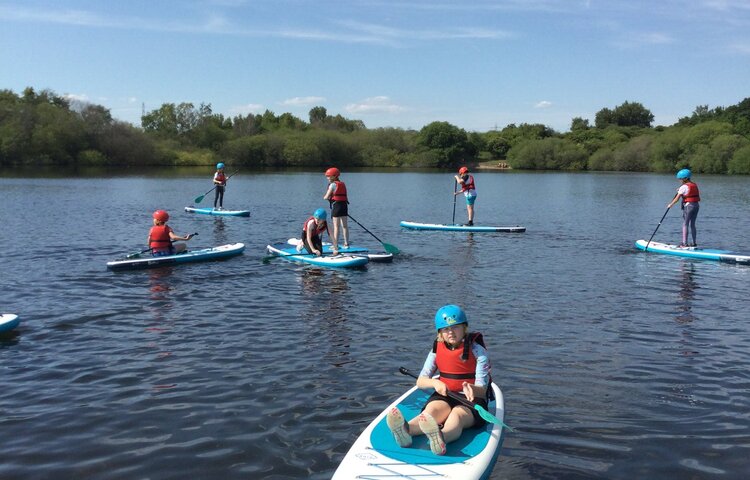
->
[675, 261, 698, 325]
[213, 217, 227, 244]
[298, 269, 353, 368]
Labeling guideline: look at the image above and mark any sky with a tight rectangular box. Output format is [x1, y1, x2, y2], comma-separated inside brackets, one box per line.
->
[1, 0, 749, 133]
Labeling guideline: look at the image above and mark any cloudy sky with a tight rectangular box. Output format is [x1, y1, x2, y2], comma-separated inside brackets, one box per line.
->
[1, 0, 749, 132]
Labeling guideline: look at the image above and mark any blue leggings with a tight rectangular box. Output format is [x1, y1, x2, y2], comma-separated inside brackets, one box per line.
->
[682, 203, 699, 245]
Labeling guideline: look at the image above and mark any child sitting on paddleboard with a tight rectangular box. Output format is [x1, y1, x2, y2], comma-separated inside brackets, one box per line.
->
[213, 162, 227, 209]
[298, 208, 336, 256]
[148, 210, 195, 256]
[454, 166, 477, 226]
[666, 168, 700, 248]
[323, 167, 350, 250]
[386, 305, 492, 455]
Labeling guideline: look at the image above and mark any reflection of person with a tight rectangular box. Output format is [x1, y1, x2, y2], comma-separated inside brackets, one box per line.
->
[213, 162, 227, 209]
[667, 169, 700, 248]
[148, 210, 195, 256]
[323, 167, 350, 250]
[454, 166, 477, 226]
[386, 305, 492, 456]
[299, 208, 334, 256]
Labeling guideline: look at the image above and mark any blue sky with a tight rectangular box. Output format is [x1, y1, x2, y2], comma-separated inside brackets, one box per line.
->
[1, 0, 749, 132]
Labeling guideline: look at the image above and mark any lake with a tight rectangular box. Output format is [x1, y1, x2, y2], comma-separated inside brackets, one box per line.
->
[1, 169, 749, 479]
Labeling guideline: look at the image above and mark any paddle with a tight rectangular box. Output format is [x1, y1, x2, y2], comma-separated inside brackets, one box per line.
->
[644, 207, 671, 251]
[127, 233, 198, 258]
[194, 170, 239, 204]
[398, 367, 513, 431]
[347, 214, 400, 254]
[452, 179, 458, 225]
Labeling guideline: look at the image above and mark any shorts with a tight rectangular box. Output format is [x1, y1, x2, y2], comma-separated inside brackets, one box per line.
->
[331, 201, 348, 218]
[424, 391, 488, 426]
[466, 195, 477, 206]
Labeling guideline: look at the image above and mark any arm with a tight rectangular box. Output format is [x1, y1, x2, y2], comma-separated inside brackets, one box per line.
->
[306, 222, 321, 255]
[169, 229, 194, 242]
[417, 351, 449, 396]
[323, 183, 334, 200]
[463, 343, 490, 401]
[667, 185, 687, 208]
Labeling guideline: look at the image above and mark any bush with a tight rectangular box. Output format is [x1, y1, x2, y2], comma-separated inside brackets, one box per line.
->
[727, 144, 750, 174]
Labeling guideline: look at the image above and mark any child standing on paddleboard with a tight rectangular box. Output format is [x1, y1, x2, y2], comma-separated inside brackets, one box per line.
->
[148, 210, 195, 256]
[298, 208, 336, 256]
[323, 167, 350, 250]
[213, 162, 227, 209]
[667, 168, 700, 248]
[386, 305, 492, 456]
[454, 166, 477, 226]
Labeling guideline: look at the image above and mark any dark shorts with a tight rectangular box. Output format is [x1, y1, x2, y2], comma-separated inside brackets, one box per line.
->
[331, 201, 348, 218]
[424, 391, 488, 427]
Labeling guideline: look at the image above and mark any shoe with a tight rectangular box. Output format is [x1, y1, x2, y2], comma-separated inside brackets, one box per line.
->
[417, 412, 446, 455]
[678, 243, 688, 248]
[467, 221, 473, 226]
[343, 244, 350, 249]
[386, 407, 412, 447]
[688, 243, 697, 248]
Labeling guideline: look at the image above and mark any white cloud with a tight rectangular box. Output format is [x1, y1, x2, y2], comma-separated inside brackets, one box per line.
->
[228, 103, 265, 115]
[534, 101, 552, 108]
[344, 96, 407, 114]
[63, 93, 90, 102]
[729, 42, 750, 54]
[281, 96, 326, 107]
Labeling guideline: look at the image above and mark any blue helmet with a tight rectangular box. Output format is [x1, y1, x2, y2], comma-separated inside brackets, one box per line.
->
[313, 208, 327, 220]
[216, 162, 225, 169]
[434, 305, 467, 331]
[676, 168, 691, 179]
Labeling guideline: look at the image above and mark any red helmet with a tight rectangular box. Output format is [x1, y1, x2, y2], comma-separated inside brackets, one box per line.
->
[458, 166, 469, 174]
[153, 210, 169, 222]
[325, 167, 340, 177]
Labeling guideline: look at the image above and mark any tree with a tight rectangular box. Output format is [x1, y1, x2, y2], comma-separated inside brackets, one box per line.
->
[309, 106, 327, 125]
[595, 101, 653, 128]
[417, 121, 476, 166]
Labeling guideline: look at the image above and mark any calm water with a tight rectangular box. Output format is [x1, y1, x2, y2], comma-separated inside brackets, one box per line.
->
[2, 170, 750, 479]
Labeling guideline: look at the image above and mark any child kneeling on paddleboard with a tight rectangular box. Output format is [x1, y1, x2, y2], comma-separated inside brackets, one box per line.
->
[387, 305, 492, 455]
[298, 208, 335, 256]
[148, 210, 195, 256]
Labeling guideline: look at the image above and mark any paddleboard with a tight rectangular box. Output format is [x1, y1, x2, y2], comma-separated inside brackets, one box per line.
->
[635, 240, 750, 264]
[266, 243, 369, 268]
[332, 382, 504, 479]
[0, 314, 20, 333]
[107, 243, 245, 270]
[185, 206, 250, 217]
[286, 238, 394, 263]
[400, 221, 526, 233]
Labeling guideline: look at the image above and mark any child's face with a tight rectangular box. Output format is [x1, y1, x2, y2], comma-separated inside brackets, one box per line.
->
[439, 324, 466, 346]
[326, 175, 335, 182]
[315, 218, 325, 226]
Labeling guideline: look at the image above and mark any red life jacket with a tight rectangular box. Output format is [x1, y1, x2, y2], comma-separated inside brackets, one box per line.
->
[331, 181, 348, 202]
[433, 332, 486, 392]
[682, 181, 700, 204]
[149, 225, 172, 251]
[215, 172, 227, 185]
[460, 174, 476, 193]
[303, 217, 327, 237]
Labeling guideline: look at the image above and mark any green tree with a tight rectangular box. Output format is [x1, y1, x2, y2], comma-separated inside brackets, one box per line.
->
[417, 121, 476, 167]
[595, 101, 653, 128]
[309, 106, 327, 125]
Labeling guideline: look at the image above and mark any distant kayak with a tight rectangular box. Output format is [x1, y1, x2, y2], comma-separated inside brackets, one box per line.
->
[185, 206, 250, 217]
[635, 240, 750, 264]
[107, 243, 245, 271]
[332, 381, 505, 480]
[400, 221, 526, 233]
[266, 243, 369, 268]
[286, 238, 394, 263]
[0, 314, 20, 333]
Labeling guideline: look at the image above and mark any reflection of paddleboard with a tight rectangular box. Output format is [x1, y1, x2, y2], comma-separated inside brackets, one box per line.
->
[0, 314, 20, 333]
[185, 206, 250, 217]
[266, 243, 368, 268]
[332, 381, 504, 480]
[286, 238, 394, 263]
[107, 243, 246, 270]
[635, 240, 750, 264]
[400, 221, 526, 232]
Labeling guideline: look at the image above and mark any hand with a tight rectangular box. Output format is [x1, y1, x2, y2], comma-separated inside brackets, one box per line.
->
[314, 250, 321, 256]
[462, 382, 475, 402]
[433, 380, 448, 397]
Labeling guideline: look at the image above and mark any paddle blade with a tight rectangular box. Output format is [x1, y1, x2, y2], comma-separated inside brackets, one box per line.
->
[474, 404, 514, 431]
[194, 195, 205, 204]
[383, 242, 400, 255]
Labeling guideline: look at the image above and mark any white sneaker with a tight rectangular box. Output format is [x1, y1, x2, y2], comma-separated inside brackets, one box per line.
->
[386, 407, 412, 447]
[418, 412, 446, 455]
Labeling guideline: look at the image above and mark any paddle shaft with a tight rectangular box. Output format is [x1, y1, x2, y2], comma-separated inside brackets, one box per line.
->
[347, 214, 399, 254]
[452, 179, 458, 224]
[645, 207, 670, 251]
[195, 170, 239, 203]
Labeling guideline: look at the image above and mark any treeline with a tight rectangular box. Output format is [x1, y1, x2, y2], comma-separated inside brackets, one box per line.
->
[2, 87, 750, 174]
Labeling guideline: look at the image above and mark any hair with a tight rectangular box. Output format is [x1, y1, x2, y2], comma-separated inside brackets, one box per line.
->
[436, 323, 468, 343]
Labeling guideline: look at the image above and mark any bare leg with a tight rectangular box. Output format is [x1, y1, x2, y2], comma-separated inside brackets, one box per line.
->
[341, 217, 350, 247]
